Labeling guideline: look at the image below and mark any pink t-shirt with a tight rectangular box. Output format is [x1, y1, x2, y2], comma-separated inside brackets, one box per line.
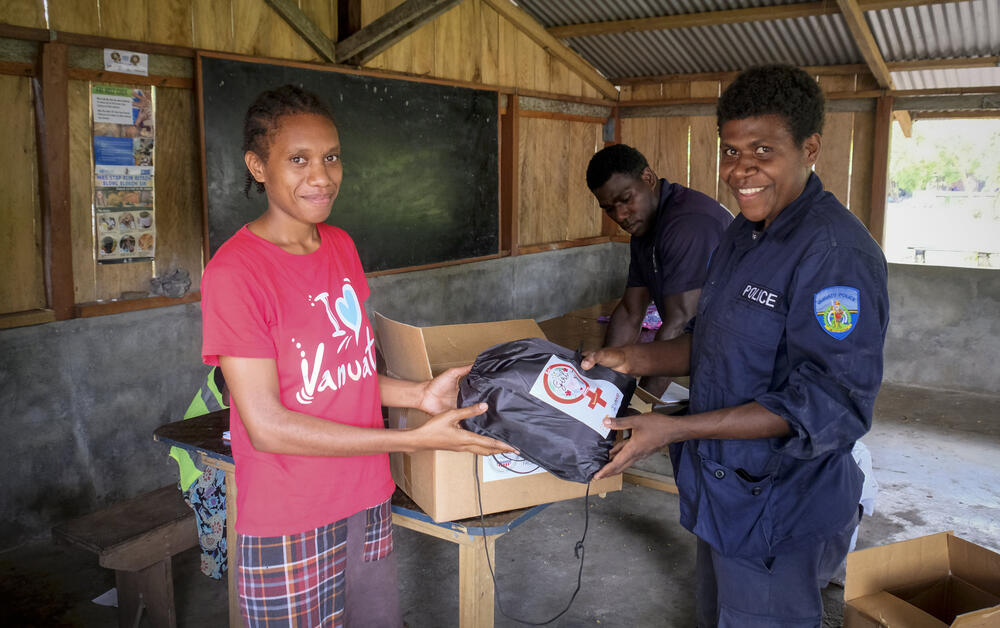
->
[201, 223, 394, 536]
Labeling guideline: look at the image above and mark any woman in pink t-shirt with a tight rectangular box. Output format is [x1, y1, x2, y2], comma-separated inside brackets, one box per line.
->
[200, 84, 513, 628]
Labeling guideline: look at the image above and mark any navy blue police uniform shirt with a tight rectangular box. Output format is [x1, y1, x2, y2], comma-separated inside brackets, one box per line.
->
[675, 173, 889, 559]
[626, 180, 734, 318]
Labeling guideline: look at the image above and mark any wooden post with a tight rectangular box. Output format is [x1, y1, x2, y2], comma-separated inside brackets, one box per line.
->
[458, 536, 497, 628]
[868, 95, 894, 246]
[223, 465, 240, 628]
[38, 42, 74, 320]
[500, 93, 519, 256]
[600, 106, 622, 237]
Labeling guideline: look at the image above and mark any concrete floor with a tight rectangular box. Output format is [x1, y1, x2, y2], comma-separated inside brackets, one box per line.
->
[2, 382, 998, 627]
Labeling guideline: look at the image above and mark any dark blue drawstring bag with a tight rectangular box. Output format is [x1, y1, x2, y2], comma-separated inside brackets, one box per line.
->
[458, 337, 636, 483]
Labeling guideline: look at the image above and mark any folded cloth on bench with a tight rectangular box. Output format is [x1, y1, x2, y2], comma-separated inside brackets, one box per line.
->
[458, 338, 636, 483]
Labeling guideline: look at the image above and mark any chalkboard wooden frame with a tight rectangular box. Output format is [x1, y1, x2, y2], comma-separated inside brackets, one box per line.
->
[196, 52, 500, 273]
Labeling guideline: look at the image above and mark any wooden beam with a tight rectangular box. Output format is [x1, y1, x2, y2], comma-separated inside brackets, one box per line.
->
[888, 56, 1000, 72]
[837, 0, 894, 89]
[547, 0, 959, 39]
[482, 0, 619, 101]
[893, 110, 913, 137]
[623, 469, 678, 495]
[869, 95, 893, 246]
[615, 64, 871, 85]
[614, 55, 1000, 86]
[264, 0, 336, 62]
[335, 0, 462, 66]
[499, 95, 519, 256]
[549, 1, 839, 39]
[896, 93, 1000, 111]
[37, 43, 74, 321]
[911, 110, 1000, 120]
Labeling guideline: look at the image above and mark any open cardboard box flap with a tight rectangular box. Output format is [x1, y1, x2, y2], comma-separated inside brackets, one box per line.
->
[373, 312, 623, 522]
[375, 313, 545, 380]
[846, 532, 1000, 627]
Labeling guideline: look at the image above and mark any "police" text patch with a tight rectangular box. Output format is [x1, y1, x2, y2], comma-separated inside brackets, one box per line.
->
[741, 283, 782, 309]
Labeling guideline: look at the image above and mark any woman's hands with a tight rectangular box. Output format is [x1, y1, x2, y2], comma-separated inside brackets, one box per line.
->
[415, 365, 515, 456]
[411, 402, 516, 456]
[418, 365, 470, 415]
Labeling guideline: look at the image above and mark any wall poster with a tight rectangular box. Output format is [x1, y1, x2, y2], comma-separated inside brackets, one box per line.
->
[91, 85, 156, 264]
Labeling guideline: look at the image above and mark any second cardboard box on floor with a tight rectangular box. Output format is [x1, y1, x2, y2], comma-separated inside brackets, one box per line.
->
[375, 313, 623, 522]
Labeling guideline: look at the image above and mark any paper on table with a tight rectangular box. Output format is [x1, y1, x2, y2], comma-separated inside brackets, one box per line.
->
[659, 382, 690, 404]
[92, 587, 118, 607]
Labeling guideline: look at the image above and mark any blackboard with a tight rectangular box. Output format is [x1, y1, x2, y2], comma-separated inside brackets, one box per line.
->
[199, 55, 499, 271]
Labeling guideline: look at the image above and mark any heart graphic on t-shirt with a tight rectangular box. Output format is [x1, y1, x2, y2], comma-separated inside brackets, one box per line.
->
[335, 284, 361, 341]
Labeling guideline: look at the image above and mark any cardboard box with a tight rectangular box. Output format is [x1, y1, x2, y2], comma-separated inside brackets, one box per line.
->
[845, 531, 1000, 627]
[375, 312, 623, 522]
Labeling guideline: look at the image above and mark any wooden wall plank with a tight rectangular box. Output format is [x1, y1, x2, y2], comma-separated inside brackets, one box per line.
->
[518, 117, 604, 246]
[548, 57, 569, 96]
[3, 0, 47, 29]
[689, 80, 720, 201]
[48, 0, 101, 35]
[538, 119, 570, 242]
[300, 0, 337, 40]
[232, 0, 318, 62]
[531, 36, 549, 91]
[660, 82, 691, 187]
[496, 6, 516, 87]
[433, 0, 470, 80]
[361, 0, 390, 70]
[147, 0, 194, 47]
[478, 0, 498, 86]
[566, 121, 603, 240]
[99, 0, 150, 42]
[153, 86, 203, 283]
[68, 79, 96, 304]
[0, 74, 45, 314]
[374, 0, 412, 75]
[191, 0, 234, 52]
[517, 115, 540, 244]
[514, 30, 534, 91]
[850, 73, 879, 226]
[816, 75, 856, 207]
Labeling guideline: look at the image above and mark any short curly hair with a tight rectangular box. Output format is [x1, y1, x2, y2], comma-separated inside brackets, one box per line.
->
[586, 144, 649, 190]
[241, 84, 336, 197]
[717, 65, 825, 146]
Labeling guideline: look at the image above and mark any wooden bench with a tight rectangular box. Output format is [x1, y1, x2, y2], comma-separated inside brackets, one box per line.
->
[52, 485, 199, 628]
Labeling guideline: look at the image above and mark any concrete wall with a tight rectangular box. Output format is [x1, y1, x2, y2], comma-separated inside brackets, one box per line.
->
[0, 243, 629, 548]
[883, 263, 1000, 394]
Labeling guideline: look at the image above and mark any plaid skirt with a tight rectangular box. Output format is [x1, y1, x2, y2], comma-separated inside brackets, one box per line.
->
[238, 499, 395, 628]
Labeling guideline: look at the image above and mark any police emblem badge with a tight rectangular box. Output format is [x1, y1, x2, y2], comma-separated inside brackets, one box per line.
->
[814, 286, 860, 340]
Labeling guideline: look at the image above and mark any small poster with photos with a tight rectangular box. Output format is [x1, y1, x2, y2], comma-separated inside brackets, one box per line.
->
[91, 85, 156, 264]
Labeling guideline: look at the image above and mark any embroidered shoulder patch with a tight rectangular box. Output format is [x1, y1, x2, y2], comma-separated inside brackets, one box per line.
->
[814, 286, 860, 340]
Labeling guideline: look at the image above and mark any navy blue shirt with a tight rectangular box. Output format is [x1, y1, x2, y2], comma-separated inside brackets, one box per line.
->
[626, 180, 733, 317]
[675, 173, 889, 558]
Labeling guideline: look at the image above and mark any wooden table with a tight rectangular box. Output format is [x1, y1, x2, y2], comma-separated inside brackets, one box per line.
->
[153, 411, 549, 628]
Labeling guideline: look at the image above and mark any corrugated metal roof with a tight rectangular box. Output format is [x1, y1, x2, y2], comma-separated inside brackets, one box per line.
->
[512, 0, 1000, 88]
[514, 0, 815, 27]
[893, 67, 1000, 90]
[867, 1, 1000, 62]
[569, 15, 860, 77]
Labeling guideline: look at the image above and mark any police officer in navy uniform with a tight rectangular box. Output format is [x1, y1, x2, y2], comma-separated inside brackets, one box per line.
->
[584, 65, 890, 627]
